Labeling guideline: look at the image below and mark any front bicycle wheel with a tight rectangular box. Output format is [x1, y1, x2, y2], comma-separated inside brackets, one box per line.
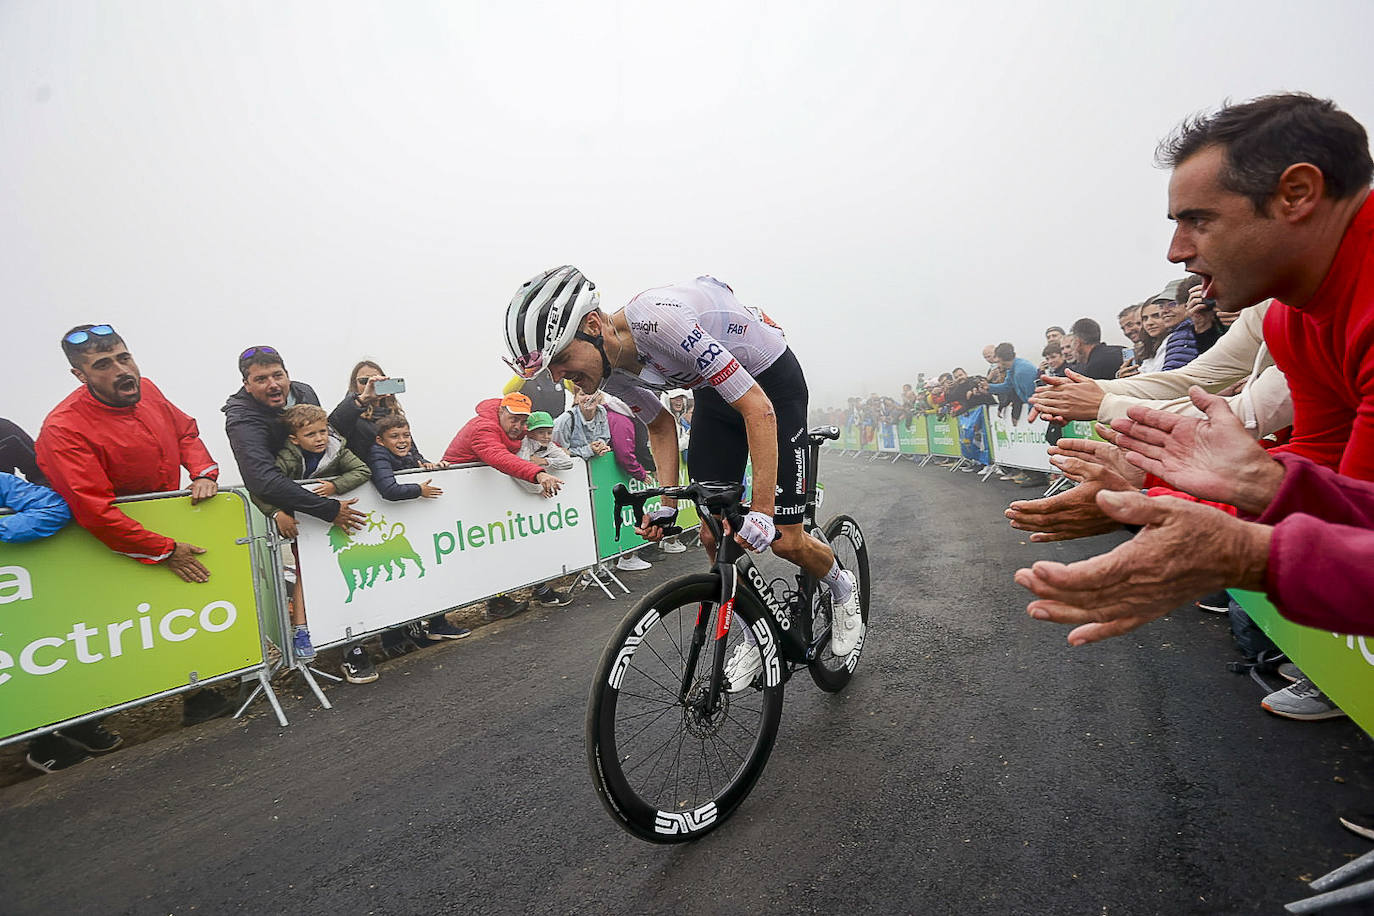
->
[808, 514, 872, 693]
[586, 573, 785, 843]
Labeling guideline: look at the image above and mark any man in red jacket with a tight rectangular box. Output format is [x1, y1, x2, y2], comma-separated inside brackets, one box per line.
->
[443, 392, 564, 497]
[34, 323, 234, 731]
[37, 325, 219, 580]
[442, 392, 571, 615]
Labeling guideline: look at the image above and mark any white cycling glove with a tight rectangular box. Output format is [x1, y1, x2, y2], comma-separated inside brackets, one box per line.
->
[736, 511, 776, 552]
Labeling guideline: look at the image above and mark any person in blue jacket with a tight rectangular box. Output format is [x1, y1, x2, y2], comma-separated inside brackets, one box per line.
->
[986, 342, 1040, 425]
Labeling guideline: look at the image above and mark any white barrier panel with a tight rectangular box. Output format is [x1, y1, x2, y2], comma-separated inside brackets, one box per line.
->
[292, 462, 598, 647]
[986, 410, 1055, 473]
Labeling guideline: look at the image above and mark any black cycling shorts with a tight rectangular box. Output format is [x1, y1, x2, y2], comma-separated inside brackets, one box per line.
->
[687, 347, 809, 524]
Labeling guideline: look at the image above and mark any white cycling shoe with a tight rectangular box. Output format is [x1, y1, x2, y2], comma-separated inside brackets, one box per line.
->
[724, 642, 763, 694]
[829, 570, 865, 656]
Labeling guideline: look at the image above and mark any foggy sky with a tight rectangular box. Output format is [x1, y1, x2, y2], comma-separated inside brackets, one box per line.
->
[3, 0, 1372, 482]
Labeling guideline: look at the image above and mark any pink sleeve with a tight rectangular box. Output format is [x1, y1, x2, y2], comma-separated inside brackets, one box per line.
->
[1255, 452, 1374, 527]
[606, 411, 647, 481]
[1266, 514, 1374, 636]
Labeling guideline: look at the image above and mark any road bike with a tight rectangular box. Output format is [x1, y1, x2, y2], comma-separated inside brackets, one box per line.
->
[585, 425, 871, 843]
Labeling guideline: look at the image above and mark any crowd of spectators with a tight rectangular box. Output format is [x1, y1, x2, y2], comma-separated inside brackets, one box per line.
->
[819, 95, 1374, 750]
[1, 333, 681, 774]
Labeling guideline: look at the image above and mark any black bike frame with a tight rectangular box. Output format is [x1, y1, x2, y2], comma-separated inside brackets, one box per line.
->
[678, 429, 836, 714]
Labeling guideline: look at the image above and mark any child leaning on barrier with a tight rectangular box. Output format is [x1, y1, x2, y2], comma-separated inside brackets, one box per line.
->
[365, 414, 469, 642]
[366, 413, 447, 500]
[251, 404, 372, 661]
[513, 411, 574, 494]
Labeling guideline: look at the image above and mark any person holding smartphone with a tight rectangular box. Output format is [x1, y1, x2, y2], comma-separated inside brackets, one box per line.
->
[330, 360, 406, 460]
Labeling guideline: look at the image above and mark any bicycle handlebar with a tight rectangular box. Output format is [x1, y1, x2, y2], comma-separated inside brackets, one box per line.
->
[611, 480, 750, 542]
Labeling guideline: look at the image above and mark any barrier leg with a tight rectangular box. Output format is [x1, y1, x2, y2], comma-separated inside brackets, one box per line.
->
[1285, 876, 1374, 913]
[891, 452, 902, 464]
[980, 463, 1003, 482]
[575, 566, 618, 601]
[236, 669, 289, 727]
[296, 664, 336, 711]
[599, 562, 631, 595]
[1310, 846, 1374, 893]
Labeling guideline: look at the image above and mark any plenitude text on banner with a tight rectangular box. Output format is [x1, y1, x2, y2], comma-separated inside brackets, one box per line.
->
[1230, 589, 1374, 739]
[0, 491, 264, 743]
[290, 462, 597, 648]
[587, 454, 700, 561]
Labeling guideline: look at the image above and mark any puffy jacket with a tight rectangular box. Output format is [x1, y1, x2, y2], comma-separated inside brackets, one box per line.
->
[442, 399, 543, 482]
[222, 381, 339, 523]
[36, 378, 219, 562]
[0, 417, 46, 486]
[251, 435, 372, 517]
[367, 442, 431, 501]
[0, 472, 71, 543]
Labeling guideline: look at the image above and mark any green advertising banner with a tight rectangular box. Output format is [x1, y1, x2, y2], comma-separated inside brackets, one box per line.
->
[925, 414, 961, 457]
[897, 416, 929, 455]
[861, 427, 879, 452]
[1230, 590, 1374, 738]
[588, 454, 701, 561]
[0, 491, 263, 740]
[841, 425, 860, 450]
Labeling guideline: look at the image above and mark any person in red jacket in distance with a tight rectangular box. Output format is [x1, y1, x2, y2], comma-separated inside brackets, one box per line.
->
[442, 392, 571, 616]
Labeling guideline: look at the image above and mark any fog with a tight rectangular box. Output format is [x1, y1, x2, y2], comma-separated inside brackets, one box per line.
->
[4, 1, 1372, 481]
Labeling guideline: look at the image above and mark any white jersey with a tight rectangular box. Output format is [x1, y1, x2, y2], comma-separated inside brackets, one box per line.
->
[605, 276, 788, 421]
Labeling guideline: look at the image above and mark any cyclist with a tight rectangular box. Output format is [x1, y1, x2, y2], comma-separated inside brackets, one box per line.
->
[503, 266, 864, 686]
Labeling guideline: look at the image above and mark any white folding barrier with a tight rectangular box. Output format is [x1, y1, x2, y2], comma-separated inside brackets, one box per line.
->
[290, 461, 598, 648]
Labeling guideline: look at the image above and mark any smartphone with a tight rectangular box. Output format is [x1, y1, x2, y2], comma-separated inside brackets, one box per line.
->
[374, 377, 406, 396]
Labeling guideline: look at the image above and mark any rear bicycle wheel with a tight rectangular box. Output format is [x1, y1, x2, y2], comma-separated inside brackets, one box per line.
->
[808, 514, 872, 693]
[586, 573, 785, 843]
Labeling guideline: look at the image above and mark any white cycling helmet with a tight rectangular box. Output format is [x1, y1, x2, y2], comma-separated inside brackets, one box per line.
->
[503, 265, 602, 379]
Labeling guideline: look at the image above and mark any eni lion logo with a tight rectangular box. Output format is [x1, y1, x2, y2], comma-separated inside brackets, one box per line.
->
[328, 511, 426, 603]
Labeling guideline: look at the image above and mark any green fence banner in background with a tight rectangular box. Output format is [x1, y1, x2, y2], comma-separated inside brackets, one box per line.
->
[0, 492, 263, 740]
[1230, 589, 1374, 739]
[897, 416, 929, 455]
[925, 414, 961, 457]
[842, 425, 860, 450]
[588, 454, 700, 561]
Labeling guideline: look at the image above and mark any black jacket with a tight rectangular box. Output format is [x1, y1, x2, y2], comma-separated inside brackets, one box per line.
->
[1075, 343, 1126, 381]
[366, 442, 430, 501]
[222, 381, 338, 522]
[0, 418, 46, 486]
[329, 394, 403, 460]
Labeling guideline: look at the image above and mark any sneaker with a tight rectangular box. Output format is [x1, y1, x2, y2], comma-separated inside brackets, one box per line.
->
[829, 570, 865, 656]
[341, 647, 379, 685]
[533, 585, 572, 607]
[1261, 677, 1347, 721]
[425, 617, 471, 640]
[1277, 662, 1302, 683]
[25, 734, 91, 774]
[724, 642, 763, 694]
[292, 626, 316, 660]
[617, 553, 652, 571]
[659, 536, 687, 554]
[484, 594, 530, 621]
[58, 720, 123, 753]
[182, 688, 236, 725]
[1194, 591, 1229, 613]
[959, 464, 977, 472]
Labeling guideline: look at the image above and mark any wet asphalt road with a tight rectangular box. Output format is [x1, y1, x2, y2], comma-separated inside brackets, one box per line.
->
[3, 455, 1373, 915]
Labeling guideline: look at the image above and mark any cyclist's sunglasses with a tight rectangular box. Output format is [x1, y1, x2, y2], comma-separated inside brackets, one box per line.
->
[239, 345, 279, 361]
[503, 349, 546, 379]
[63, 324, 117, 345]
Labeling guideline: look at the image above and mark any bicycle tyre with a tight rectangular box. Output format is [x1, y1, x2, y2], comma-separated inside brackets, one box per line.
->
[808, 514, 872, 693]
[586, 572, 785, 843]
